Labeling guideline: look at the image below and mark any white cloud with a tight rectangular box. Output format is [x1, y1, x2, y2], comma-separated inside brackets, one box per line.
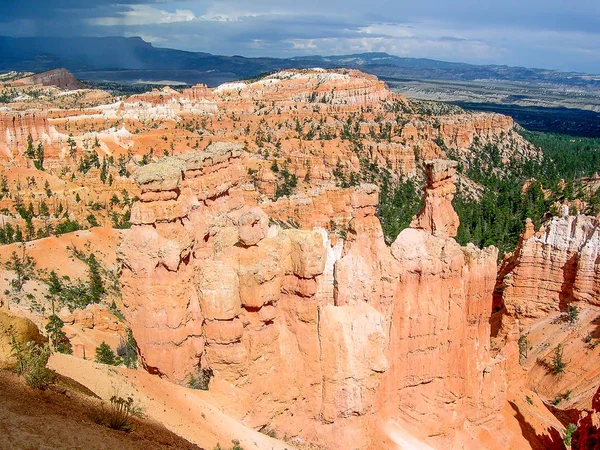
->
[358, 23, 414, 39]
[89, 4, 196, 26]
[199, 11, 267, 22]
[285, 35, 498, 62]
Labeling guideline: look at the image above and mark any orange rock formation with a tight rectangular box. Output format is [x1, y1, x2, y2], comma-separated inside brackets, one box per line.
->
[119, 150, 522, 449]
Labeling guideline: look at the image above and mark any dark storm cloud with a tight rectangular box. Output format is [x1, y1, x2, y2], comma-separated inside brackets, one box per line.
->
[1, 0, 600, 73]
[0, 0, 163, 19]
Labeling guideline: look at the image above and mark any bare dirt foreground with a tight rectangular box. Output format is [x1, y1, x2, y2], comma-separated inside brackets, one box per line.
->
[0, 369, 202, 450]
[47, 353, 292, 450]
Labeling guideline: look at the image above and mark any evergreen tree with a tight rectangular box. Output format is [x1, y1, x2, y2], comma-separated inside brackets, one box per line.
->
[34, 143, 44, 170]
[95, 342, 121, 366]
[25, 134, 35, 159]
[45, 315, 72, 354]
[86, 253, 105, 303]
[5, 247, 36, 292]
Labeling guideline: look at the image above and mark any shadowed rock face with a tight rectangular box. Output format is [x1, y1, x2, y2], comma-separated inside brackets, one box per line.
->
[119, 151, 514, 449]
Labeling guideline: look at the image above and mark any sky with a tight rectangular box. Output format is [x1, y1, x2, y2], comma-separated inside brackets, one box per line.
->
[1, 0, 600, 73]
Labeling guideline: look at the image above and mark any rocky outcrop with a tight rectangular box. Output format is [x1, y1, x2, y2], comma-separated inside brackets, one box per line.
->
[0, 111, 67, 159]
[497, 215, 600, 324]
[495, 214, 600, 445]
[0, 310, 46, 369]
[120, 153, 513, 449]
[410, 159, 460, 238]
[119, 142, 246, 379]
[262, 186, 355, 231]
[11, 68, 85, 90]
[574, 387, 600, 450]
[59, 304, 126, 360]
[438, 113, 515, 149]
[213, 69, 393, 109]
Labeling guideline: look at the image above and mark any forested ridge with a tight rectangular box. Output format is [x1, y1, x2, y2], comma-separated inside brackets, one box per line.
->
[377, 131, 600, 256]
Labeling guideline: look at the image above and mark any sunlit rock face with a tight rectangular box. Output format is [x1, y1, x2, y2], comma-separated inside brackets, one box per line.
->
[497, 215, 600, 325]
[120, 153, 515, 449]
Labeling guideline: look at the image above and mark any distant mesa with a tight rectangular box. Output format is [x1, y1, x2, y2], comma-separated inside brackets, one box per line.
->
[8, 68, 84, 90]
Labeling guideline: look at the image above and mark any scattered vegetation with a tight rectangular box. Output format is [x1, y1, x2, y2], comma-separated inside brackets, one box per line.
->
[259, 426, 277, 438]
[563, 423, 577, 447]
[213, 441, 244, 450]
[567, 305, 580, 325]
[117, 328, 138, 369]
[379, 176, 421, 244]
[552, 389, 572, 406]
[45, 314, 73, 354]
[10, 337, 54, 389]
[273, 161, 298, 199]
[188, 367, 214, 390]
[518, 334, 529, 361]
[551, 344, 567, 376]
[4, 246, 36, 292]
[44, 250, 107, 311]
[96, 395, 143, 432]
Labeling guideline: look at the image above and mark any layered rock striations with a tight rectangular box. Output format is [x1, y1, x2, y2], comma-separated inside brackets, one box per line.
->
[120, 152, 513, 449]
[0, 112, 67, 159]
[497, 215, 600, 324]
[410, 159, 460, 238]
[10, 68, 85, 90]
[495, 214, 600, 446]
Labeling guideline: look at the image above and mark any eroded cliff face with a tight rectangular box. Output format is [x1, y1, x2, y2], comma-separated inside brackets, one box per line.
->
[495, 214, 600, 448]
[119, 150, 516, 449]
[0, 112, 67, 160]
[497, 215, 600, 324]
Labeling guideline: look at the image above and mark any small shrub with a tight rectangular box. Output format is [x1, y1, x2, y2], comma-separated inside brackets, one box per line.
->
[526, 396, 534, 405]
[213, 441, 244, 450]
[188, 367, 213, 390]
[551, 344, 567, 376]
[518, 334, 529, 360]
[109, 301, 126, 321]
[45, 314, 72, 354]
[86, 214, 99, 227]
[567, 305, 579, 324]
[95, 341, 122, 366]
[5, 248, 36, 292]
[97, 395, 142, 432]
[10, 337, 54, 389]
[563, 423, 577, 447]
[116, 329, 138, 369]
[259, 427, 277, 438]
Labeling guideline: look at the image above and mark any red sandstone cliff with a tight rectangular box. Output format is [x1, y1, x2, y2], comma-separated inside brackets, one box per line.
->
[119, 150, 526, 449]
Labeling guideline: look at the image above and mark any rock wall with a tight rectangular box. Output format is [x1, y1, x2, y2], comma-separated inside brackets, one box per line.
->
[497, 215, 600, 324]
[0, 112, 67, 159]
[120, 151, 512, 449]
